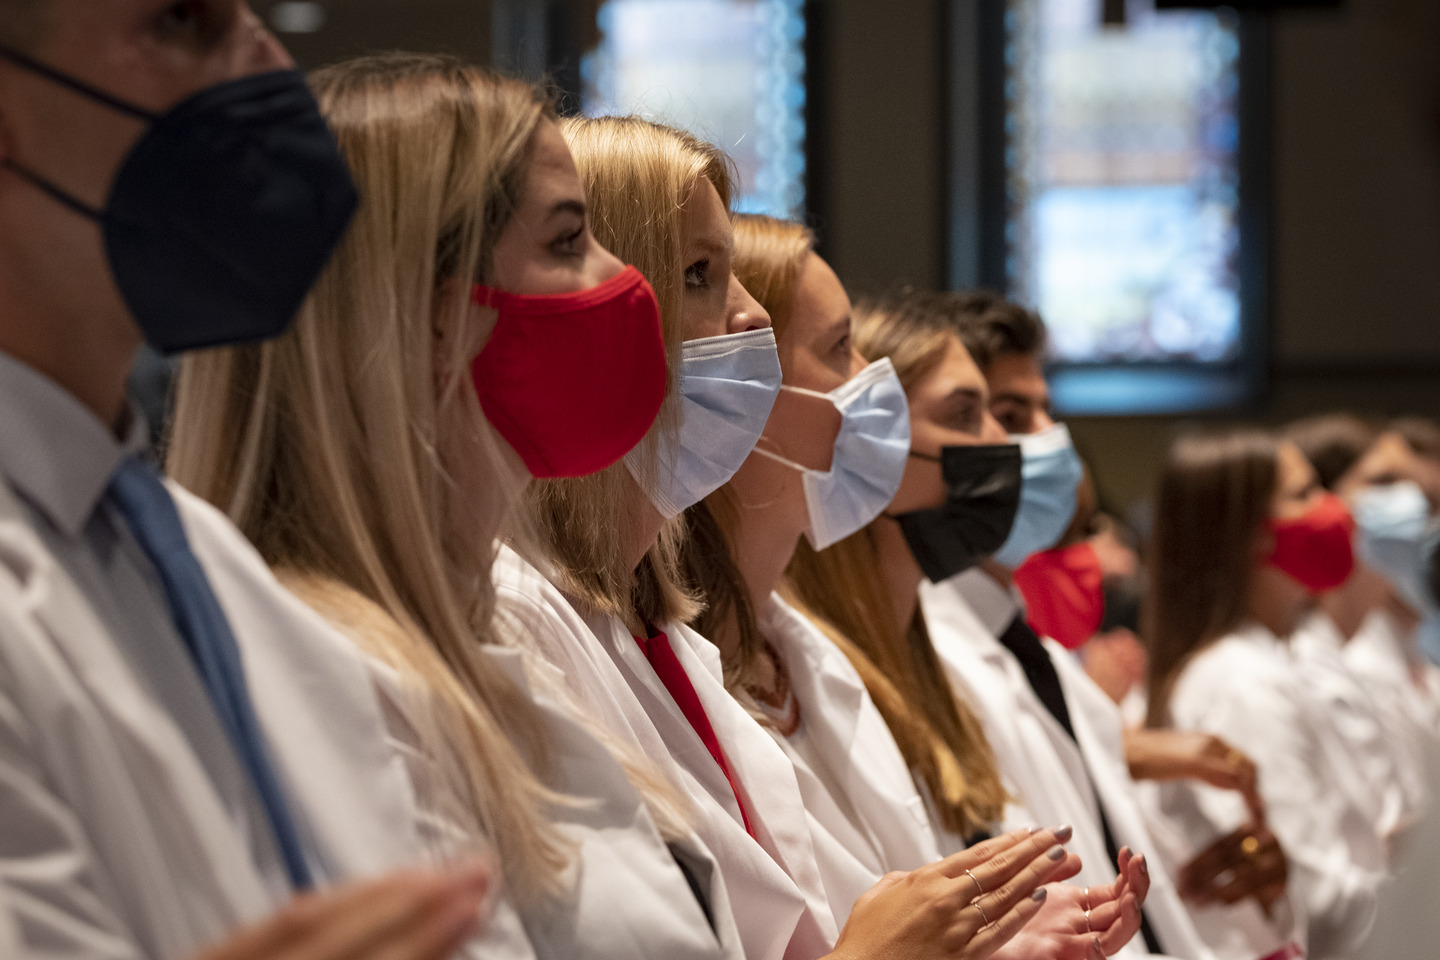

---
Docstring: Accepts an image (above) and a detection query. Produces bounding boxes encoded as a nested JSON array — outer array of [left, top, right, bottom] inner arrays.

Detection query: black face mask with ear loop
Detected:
[[0, 45, 358, 355], [889, 444, 1024, 583]]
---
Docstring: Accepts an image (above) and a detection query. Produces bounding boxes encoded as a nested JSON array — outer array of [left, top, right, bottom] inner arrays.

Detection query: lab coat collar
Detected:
[[0, 351, 149, 538], [947, 568, 1022, 638]]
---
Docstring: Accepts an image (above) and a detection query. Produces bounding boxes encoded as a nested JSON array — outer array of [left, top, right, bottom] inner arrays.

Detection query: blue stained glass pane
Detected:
[[583, 0, 807, 219], [1006, 0, 1244, 382]]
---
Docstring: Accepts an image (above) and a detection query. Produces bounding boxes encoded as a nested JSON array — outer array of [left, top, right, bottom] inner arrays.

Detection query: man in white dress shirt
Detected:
[[0, 3, 507, 959]]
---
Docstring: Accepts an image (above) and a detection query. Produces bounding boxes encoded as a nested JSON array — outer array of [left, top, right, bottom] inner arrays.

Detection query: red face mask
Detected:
[[1014, 541, 1105, 650], [1266, 492, 1356, 593], [471, 266, 666, 478]]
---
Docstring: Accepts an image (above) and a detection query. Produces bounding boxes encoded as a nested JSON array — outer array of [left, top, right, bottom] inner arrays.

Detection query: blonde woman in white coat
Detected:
[[1144, 429, 1387, 960], [696, 253, 1152, 960], [511, 118, 1085, 960], [170, 55, 742, 960]]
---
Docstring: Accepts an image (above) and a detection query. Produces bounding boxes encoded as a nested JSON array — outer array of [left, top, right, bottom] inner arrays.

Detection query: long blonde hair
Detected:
[[783, 292, 1009, 839], [523, 116, 735, 628], [167, 53, 571, 902]]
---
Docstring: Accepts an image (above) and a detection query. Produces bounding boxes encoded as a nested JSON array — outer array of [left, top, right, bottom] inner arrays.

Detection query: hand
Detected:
[[1178, 826, 1288, 914], [1124, 729, 1264, 823], [991, 846, 1150, 960], [828, 827, 1081, 960], [191, 862, 493, 960]]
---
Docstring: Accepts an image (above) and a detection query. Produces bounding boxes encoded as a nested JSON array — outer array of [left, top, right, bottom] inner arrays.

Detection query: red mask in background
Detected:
[[1014, 541, 1105, 650], [1266, 492, 1356, 593], [472, 266, 666, 478]]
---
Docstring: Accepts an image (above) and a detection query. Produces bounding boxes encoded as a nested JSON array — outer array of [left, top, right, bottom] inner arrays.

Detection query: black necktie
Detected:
[[997, 614, 1162, 954]]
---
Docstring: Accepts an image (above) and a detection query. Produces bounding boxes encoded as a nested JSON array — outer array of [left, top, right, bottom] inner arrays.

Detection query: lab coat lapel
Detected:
[[0, 484, 273, 954]]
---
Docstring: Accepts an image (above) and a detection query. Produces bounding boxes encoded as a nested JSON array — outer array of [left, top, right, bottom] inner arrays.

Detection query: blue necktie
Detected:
[[107, 456, 313, 890]]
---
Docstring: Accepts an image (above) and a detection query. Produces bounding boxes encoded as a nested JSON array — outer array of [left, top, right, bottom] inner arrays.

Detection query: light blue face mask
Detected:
[[751, 358, 912, 549], [627, 327, 783, 518], [992, 422, 1084, 569], [1353, 481, 1433, 613]]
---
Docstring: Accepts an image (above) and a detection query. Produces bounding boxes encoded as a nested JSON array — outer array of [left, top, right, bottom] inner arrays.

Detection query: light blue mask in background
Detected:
[[992, 422, 1085, 569]]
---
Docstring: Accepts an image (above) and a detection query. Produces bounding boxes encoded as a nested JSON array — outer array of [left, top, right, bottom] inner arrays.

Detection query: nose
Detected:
[[586, 234, 625, 287], [980, 410, 1009, 445], [727, 273, 771, 333], [1032, 405, 1056, 432], [240, 7, 296, 72]]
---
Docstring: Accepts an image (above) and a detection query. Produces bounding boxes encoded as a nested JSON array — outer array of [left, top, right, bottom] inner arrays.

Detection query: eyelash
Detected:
[[551, 228, 584, 258], [685, 259, 710, 290]]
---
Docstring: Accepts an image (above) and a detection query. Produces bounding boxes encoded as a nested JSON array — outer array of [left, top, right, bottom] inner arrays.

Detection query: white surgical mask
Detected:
[[1353, 481, 1432, 613], [628, 328, 783, 518], [992, 422, 1085, 569], [752, 358, 911, 549]]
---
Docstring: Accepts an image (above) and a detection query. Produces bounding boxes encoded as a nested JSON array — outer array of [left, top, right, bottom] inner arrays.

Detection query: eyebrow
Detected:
[[689, 233, 735, 259], [992, 390, 1049, 408], [942, 386, 986, 406], [546, 199, 587, 221]]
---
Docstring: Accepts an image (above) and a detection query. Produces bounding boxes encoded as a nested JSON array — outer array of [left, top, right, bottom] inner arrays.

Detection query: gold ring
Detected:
[[965, 868, 985, 900], [1226, 748, 1247, 767], [1085, 907, 1092, 934], [972, 899, 991, 926], [1241, 835, 1261, 858]]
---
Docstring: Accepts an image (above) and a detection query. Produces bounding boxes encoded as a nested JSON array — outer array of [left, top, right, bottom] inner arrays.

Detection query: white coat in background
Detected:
[[758, 593, 950, 914], [493, 546, 829, 960], [1344, 608, 1440, 749], [1291, 612, 1424, 838], [1161, 622, 1386, 960], [921, 570, 1216, 960], [0, 474, 537, 960]]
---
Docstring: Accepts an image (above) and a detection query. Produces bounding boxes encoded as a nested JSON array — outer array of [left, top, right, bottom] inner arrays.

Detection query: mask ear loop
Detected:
[[735, 437, 800, 511]]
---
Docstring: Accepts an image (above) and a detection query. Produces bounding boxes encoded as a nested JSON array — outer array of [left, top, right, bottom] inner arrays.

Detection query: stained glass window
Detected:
[[1004, 0, 1250, 412], [582, 0, 807, 218]]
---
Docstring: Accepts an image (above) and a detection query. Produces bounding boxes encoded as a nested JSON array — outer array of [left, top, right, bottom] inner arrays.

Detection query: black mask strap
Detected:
[[0, 45, 156, 220], [0, 45, 158, 121]]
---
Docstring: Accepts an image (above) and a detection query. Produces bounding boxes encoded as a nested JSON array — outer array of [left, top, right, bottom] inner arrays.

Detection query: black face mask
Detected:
[[890, 444, 1023, 583], [0, 46, 358, 355]]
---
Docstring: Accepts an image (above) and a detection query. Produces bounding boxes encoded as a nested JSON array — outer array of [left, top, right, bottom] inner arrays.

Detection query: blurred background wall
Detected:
[[250, 0, 1439, 515]]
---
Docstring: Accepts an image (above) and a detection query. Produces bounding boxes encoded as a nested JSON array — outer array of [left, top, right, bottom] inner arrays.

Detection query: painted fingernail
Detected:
[[1049, 846, 1066, 861], [1055, 824, 1073, 843], [1032, 888, 1048, 902]]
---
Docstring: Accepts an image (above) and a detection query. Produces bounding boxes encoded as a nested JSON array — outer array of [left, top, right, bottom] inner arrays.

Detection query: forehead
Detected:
[[789, 252, 848, 331], [986, 352, 1047, 396], [1275, 441, 1317, 489], [680, 178, 732, 250], [519, 121, 582, 203], [913, 334, 986, 404]]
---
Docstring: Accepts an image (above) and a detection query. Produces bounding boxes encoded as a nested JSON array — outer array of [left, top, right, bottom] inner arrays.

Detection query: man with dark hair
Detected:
[[938, 290, 1052, 435], [0, 4, 498, 959]]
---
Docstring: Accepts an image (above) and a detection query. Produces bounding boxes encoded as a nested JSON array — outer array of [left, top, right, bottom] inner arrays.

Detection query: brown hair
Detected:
[[523, 116, 734, 629], [784, 290, 1010, 838], [1283, 414, 1381, 491], [168, 53, 570, 902], [914, 288, 1048, 370], [1392, 416, 1440, 462], [682, 214, 815, 693], [1144, 429, 1279, 728]]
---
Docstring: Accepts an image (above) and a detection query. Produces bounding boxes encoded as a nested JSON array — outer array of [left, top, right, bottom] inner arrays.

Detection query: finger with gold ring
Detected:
[[965, 868, 985, 901], [1240, 835, 1261, 858], [972, 899, 991, 927], [1084, 907, 1092, 934]]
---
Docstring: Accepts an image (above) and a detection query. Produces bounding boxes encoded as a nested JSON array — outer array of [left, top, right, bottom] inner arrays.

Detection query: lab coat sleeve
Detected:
[[0, 604, 140, 960], [1194, 678, 1380, 956]]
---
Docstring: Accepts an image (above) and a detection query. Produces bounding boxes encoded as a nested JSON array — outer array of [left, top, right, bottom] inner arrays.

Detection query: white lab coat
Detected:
[[0, 477, 536, 960], [1162, 622, 1386, 960], [303, 568, 743, 960], [493, 546, 830, 960], [1291, 612, 1422, 837], [758, 593, 947, 916], [920, 570, 1215, 960]]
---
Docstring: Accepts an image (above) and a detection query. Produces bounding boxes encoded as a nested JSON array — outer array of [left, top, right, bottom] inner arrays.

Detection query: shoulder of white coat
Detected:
[[0, 483, 56, 621], [1169, 626, 1298, 726], [667, 620, 726, 684], [918, 578, 1002, 658]]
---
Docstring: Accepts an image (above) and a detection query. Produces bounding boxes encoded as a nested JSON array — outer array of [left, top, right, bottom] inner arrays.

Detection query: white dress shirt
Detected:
[[0, 352, 534, 959], [1162, 622, 1385, 960], [921, 569, 1214, 960], [493, 546, 827, 960]]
